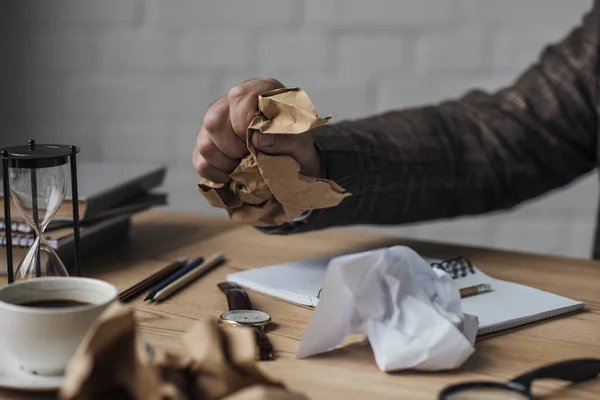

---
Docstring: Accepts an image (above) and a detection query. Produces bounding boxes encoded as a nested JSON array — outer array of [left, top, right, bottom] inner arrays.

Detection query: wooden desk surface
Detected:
[[2, 211, 600, 399]]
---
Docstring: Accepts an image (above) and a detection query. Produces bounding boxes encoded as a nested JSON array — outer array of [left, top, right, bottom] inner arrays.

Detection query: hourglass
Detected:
[[0, 140, 82, 283]]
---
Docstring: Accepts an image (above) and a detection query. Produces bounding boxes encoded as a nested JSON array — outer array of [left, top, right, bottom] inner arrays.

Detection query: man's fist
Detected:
[[193, 78, 322, 183]]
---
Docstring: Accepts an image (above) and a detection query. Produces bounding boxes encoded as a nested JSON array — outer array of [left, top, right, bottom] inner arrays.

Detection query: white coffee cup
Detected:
[[0, 277, 118, 376]]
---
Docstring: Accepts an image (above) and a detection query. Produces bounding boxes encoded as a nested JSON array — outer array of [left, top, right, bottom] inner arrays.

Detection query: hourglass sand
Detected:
[[1, 140, 82, 283]]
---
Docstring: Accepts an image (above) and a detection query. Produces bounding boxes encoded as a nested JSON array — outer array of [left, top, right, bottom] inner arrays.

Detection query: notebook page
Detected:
[[227, 256, 329, 307], [435, 264, 584, 334]]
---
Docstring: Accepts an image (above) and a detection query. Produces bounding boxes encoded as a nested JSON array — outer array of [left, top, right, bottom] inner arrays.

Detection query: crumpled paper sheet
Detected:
[[198, 87, 350, 227], [58, 303, 307, 400], [296, 246, 479, 372]]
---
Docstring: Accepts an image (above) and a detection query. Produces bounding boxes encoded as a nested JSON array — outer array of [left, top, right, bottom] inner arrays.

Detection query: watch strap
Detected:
[[217, 282, 253, 310], [254, 328, 274, 361]]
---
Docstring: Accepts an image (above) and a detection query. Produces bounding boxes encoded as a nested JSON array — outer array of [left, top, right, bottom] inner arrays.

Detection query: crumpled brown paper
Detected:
[[198, 87, 350, 227], [58, 303, 307, 400]]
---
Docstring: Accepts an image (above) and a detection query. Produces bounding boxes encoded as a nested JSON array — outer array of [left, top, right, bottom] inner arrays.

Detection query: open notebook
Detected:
[[227, 252, 585, 337]]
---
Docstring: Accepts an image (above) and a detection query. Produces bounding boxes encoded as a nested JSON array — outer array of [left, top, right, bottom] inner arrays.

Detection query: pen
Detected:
[[153, 253, 226, 303], [118, 257, 187, 303], [144, 256, 205, 301], [460, 283, 492, 298]]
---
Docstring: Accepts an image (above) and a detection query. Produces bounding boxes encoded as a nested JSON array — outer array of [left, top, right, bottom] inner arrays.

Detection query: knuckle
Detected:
[[229, 78, 281, 101], [264, 77, 283, 87], [229, 109, 252, 134], [230, 118, 251, 139], [197, 138, 215, 158], [193, 160, 203, 176], [203, 97, 228, 132], [203, 110, 221, 133], [228, 83, 249, 101], [195, 159, 211, 176], [192, 151, 203, 171]]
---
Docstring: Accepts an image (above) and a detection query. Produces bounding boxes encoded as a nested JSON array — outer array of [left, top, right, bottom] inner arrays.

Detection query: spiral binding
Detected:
[[315, 255, 475, 300], [430, 256, 475, 279]]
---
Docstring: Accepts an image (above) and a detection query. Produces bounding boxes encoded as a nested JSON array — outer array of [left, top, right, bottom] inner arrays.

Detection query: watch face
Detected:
[[220, 310, 271, 326]]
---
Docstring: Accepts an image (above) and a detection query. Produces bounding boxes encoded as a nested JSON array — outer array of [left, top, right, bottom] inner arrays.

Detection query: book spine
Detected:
[[0, 221, 33, 233], [83, 167, 166, 219], [0, 234, 58, 248]]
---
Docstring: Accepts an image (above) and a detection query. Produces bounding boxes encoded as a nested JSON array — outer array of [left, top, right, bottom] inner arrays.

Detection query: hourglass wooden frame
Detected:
[[0, 140, 82, 284]]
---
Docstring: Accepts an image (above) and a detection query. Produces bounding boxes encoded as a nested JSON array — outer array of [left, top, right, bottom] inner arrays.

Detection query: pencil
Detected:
[[460, 283, 492, 298], [118, 257, 187, 303], [143, 256, 205, 301], [153, 253, 226, 303]]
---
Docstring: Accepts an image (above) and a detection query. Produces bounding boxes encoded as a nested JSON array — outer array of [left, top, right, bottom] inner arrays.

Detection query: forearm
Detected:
[[313, 91, 596, 229]]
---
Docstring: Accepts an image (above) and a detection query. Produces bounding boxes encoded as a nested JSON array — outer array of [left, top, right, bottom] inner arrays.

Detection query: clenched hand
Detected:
[[193, 78, 322, 183]]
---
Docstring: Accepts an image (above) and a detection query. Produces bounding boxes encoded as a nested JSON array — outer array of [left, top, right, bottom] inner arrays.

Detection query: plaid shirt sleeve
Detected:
[[259, 1, 600, 236]]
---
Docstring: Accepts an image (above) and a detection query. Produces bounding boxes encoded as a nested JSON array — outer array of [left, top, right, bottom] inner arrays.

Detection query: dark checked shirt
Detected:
[[260, 1, 600, 259]]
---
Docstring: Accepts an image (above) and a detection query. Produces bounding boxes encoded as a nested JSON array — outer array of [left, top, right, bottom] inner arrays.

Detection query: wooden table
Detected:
[[2, 211, 600, 399]]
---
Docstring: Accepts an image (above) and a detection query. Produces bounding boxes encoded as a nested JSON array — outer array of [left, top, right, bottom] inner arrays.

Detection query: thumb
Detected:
[[252, 131, 321, 178], [251, 132, 297, 155]]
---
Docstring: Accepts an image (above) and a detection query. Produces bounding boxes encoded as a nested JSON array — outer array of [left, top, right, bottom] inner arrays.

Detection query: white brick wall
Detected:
[[376, 72, 514, 111], [491, 28, 571, 72], [457, 0, 592, 27], [98, 31, 178, 71], [0, 0, 597, 259], [415, 28, 487, 73], [305, 0, 454, 27], [145, 0, 297, 28], [257, 32, 333, 72], [179, 32, 251, 69], [337, 35, 406, 78]]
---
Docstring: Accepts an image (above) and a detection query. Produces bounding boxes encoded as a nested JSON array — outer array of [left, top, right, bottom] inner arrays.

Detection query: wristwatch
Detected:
[[217, 282, 274, 361]]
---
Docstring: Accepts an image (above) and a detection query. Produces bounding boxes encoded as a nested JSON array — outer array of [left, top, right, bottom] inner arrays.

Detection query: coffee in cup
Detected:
[[0, 277, 118, 376]]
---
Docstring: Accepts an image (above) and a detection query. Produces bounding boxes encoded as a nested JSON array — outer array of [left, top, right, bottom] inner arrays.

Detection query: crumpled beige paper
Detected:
[[58, 303, 307, 400], [198, 87, 350, 227]]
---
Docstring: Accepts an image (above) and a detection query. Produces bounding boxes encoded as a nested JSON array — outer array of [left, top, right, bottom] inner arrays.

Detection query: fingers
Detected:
[[196, 126, 240, 172], [194, 77, 289, 183], [203, 96, 247, 160], [196, 94, 246, 184], [192, 146, 232, 184], [228, 78, 284, 141], [194, 125, 240, 183]]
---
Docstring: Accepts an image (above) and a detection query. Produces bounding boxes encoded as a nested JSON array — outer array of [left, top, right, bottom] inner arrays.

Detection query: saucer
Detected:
[[0, 341, 155, 392], [0, 349, 63, 391]]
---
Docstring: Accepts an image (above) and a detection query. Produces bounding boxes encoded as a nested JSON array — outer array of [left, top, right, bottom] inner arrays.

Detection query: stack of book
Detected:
[[0, 161, 168, 276]]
